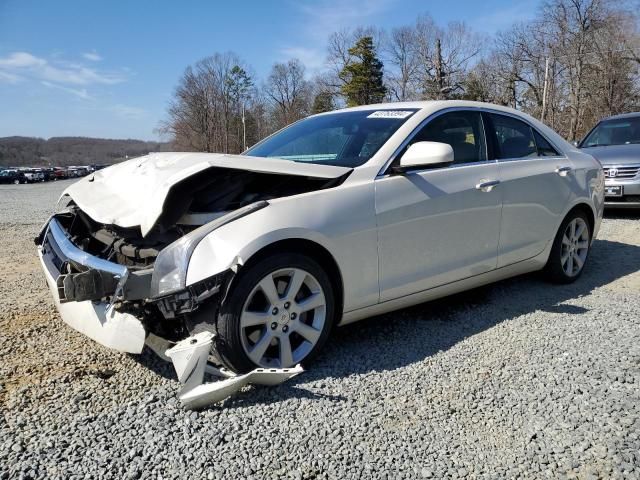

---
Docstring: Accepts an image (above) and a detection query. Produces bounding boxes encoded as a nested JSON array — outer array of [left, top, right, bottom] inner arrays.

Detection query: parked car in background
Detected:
[[41, 168, 56, 181], [66, 166, 91, 178], [0, 169, 28, 184], [36, 101, 603, 377], [21, 168, 45, 183], [579, 112, 640, 208], [52, 167, 68, 180]]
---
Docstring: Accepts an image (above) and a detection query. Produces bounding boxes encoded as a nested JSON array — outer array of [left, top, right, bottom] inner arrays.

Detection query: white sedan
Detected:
[[36, 101, 604, 386]]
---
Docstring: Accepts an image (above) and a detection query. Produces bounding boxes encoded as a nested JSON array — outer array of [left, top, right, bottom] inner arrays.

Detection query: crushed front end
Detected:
[[34, 208, 232, 353], [34, 202, 301, 408], [32, 156, 350, 407]]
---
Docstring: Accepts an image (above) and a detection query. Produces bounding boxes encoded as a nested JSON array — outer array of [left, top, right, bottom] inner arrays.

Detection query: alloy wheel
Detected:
[[561, 217, 589, 277], [239, 268, 326, 368]]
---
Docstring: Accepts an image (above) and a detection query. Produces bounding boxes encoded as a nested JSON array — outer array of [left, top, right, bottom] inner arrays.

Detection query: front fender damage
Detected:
[[145, 270, 304, 409]]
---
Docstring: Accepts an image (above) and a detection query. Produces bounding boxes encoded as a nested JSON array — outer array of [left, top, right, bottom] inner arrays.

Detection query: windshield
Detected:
[[245, 109, 418, 167], [581, 116, 640, 147]]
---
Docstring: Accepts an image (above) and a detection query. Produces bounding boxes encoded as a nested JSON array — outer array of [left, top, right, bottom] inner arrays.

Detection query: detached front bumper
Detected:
[[36, 217, 147, 353]]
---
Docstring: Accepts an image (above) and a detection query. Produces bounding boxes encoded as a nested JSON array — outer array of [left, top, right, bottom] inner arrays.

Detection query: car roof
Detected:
[[600, 111, 640, 121], [316, 100, 540, 123]]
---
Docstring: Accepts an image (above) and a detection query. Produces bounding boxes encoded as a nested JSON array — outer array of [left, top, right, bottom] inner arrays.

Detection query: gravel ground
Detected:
[[1, 180, 639, 479]]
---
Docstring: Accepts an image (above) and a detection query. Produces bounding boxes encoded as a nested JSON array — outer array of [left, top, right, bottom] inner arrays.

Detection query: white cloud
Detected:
[[280, 0, 397, 75], [0, 70, 21, 83], [0, 51, 125, 86], [83, 51, 102, 62], [109, 104, 145, 119], [295, 0, 396, 39], [41, 81, 91, 100], [279, 46, 326, 72]]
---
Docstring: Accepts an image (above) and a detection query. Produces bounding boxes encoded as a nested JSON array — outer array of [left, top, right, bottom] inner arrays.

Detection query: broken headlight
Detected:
[[150, 201, 268, 298]]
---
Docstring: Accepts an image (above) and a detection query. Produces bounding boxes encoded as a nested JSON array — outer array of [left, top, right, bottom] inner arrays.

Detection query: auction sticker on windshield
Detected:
[[367, 110, 414, 119]]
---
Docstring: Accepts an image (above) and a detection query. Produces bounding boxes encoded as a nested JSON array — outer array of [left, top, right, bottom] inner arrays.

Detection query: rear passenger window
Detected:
[[410, 110, 487, 165], [533, 130, 559, 156], [488, 113, 537, 159]]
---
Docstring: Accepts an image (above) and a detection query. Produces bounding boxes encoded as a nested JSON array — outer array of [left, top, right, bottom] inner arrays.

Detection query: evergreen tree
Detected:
[[312, 90, 335, 113], [339, 36, 386, 106]]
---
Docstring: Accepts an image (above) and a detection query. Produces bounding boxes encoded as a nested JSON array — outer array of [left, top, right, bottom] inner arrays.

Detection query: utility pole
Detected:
[[435, 38, 444, 99], [541, 56, 550, 123], [241, 102, 247, 152]]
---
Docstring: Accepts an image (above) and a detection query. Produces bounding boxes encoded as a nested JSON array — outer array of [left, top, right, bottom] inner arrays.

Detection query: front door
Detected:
[[375, 110, 503, 302]]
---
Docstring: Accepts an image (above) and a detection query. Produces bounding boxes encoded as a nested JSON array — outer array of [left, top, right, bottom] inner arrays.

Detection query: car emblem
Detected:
[[608, 168, 618, 178]]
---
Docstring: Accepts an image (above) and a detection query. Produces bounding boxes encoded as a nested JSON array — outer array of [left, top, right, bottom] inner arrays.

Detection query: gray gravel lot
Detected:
[[1, 180, 639, 479]]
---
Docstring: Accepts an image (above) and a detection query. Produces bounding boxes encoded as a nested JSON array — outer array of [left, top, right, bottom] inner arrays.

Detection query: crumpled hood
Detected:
[[581, 144, 640, 166], [62, 152, 351, 236]]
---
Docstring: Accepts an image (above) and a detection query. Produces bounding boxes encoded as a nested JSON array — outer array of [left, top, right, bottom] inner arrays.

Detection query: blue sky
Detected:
[[0, 0, 538, 140]]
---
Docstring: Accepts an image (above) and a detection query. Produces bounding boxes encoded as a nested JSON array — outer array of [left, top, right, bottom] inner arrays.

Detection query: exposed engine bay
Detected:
[[59, 166, 345, 265]]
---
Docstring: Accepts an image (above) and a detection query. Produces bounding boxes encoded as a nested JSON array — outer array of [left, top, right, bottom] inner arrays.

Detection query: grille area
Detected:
[[603, 165, 640, 179]]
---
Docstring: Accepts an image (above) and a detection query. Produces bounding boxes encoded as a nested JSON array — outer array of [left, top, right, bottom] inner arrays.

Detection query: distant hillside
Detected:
[[0, 136, 171, 167]]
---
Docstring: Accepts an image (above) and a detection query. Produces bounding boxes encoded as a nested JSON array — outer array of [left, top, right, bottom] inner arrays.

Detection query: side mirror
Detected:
[[394, 141, 454, 173], [571, 140, 579, 148]]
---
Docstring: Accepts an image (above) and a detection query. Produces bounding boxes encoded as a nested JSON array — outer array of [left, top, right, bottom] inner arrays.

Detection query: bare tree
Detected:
[[264, 59, 312, 129], [490, 0, 640, 139], [410, 15, 484, 99], [384, 26, 420, 101]]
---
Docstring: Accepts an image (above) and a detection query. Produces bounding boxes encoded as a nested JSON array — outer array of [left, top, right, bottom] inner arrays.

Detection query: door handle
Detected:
[[555, 166, 572, 176], [475, 180, 500, 192]]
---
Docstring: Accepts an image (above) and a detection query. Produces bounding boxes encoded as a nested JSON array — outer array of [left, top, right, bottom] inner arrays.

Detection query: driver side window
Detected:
[[409, 110, 487, 165]]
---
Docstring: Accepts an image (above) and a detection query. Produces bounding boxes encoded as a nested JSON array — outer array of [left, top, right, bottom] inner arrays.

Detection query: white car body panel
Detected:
[[496, 156, 574, 267], [375, 161, 502, 301], [183, 101, 603, 322], [187, 180, 381, 313], [40, 100, 604, 346]]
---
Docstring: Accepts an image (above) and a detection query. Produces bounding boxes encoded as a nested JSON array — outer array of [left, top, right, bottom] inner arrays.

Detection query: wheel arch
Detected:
[[238, 238, 345, 322], [566, 202, 595, 239]]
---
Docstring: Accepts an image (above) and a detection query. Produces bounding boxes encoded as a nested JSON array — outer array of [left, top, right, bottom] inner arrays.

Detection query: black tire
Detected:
[[213, 252, 336, 373], [544, 210, 591, 284]]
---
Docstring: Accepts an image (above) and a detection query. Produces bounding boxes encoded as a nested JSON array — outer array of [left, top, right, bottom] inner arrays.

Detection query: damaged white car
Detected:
[[36, 101, 604, 408]]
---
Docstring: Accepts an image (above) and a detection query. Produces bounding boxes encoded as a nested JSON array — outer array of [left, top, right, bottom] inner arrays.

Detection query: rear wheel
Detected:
[[544, 210, 591, 283], [215, 253, 335, 373]]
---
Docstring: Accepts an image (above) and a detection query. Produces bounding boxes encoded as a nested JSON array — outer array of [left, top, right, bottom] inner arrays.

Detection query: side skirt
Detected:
[[339, 252, 548, 326]]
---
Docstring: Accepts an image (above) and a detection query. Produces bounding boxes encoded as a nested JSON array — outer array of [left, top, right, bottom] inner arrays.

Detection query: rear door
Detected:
[[484, 112, 573, 267]]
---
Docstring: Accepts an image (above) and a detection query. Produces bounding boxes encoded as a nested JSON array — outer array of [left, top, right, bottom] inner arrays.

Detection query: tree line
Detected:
[[0, 136, 169, 167], [160, 0, 640, 154]]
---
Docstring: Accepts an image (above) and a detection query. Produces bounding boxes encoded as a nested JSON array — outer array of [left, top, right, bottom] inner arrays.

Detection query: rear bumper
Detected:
[[36, 217, 146, 353]]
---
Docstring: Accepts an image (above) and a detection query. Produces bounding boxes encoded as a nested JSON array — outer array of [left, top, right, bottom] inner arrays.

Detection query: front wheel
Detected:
[[544, 211, 591, 283], [214, 253, 335, 373]]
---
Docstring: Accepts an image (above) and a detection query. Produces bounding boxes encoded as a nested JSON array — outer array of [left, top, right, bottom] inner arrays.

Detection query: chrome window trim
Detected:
[[496, 155, 567, 164], [378, 106, 567, 177], [484, 110, 567, 163]]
